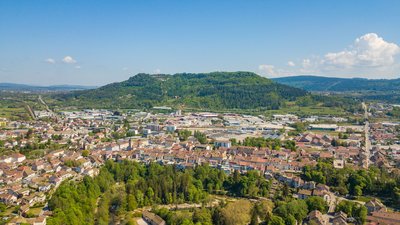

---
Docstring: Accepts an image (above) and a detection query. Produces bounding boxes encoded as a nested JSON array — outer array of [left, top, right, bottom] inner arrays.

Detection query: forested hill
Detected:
[[54, 72, 308, 110], [273, 75, 400, 92]]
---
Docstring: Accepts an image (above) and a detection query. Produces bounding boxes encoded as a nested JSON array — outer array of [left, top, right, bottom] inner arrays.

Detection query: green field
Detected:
[[0, 106, 30, 121], [0, 93, 49, 121]]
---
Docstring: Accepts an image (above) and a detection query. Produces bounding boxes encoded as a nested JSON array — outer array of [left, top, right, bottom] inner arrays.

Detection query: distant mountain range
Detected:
[[54, 72, 308, 109], [0, 83, 96, 92], [273, 75, 400, 92]]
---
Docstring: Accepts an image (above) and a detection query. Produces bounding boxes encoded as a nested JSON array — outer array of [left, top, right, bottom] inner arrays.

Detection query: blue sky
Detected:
[[1, 0, 400, 85]]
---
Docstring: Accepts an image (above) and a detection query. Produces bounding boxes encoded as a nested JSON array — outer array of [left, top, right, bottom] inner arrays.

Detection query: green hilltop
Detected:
[[54, 71, 308, 110]]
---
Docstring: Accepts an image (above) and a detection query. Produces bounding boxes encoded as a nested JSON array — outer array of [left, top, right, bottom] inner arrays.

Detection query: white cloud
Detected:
[[122, 67, 129, 71], [75, 65, 81, 69], [264, 33, 400, 78], [153, 68, 161, 74], [258, 64, 277, 76], [322, 33, 400, 68], [45, 58, 56, 64], [62, 56, 77, 64], [302, 59, 312, 69], [258, 64, 296, 77]]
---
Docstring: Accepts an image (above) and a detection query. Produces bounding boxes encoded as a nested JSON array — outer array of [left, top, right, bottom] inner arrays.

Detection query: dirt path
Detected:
[[94, 196, 101, 214], [131, 196, 225, 214]]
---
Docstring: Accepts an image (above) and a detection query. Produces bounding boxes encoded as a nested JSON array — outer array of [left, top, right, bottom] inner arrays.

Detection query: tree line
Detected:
[[303, 160, 400, 209], [47, 160, 271, 225]]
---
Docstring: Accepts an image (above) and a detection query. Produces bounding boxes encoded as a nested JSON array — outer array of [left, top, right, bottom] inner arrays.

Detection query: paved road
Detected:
[[361, 102, 370, 169], [38, 95, 50, 111], [327, 194, 366, 213], [38, 95, 60, 119], [25, 103, 36, 120], [39, 95, 53, 113], [362, 102, 368, 119]]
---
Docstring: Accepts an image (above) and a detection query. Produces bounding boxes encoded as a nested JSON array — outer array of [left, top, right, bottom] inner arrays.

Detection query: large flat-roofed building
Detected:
[[309, 124, 338, 131], [214, 140, 231, 148]]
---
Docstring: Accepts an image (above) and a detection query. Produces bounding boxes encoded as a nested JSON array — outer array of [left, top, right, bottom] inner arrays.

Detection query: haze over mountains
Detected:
[[5, 74, 400, 94], [273, 75, 400, 92], [4, 73, 400, 93], [0, 83, 96, 92]]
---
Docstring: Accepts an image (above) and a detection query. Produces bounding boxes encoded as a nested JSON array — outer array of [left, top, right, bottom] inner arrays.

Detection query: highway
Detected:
[[38, 95, 51, 113], [38, 95, 59, 119]]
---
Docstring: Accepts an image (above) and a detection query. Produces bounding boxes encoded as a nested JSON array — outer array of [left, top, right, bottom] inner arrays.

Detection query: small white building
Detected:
[[142, 129, 152, 135]]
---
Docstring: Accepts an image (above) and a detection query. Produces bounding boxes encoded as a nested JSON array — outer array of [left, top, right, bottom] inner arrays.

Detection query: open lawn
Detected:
[[27, 207, 42, 217], [355, 196, 373, 203], [0, 107, 30, 121]]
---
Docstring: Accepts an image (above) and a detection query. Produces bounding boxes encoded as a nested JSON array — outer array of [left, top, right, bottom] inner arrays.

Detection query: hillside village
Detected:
[[0, 106, 400, 225]]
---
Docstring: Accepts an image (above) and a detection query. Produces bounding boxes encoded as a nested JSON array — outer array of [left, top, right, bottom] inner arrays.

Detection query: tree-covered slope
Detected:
[[273, 75, 400, 92], [54, 72, 307, 109]]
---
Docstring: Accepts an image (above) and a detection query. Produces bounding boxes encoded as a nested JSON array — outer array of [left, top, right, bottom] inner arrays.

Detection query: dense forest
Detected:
[[53, 72, 308, 110], [230, 137, 297, 151], [46, 160, 374, 225], [47, 160, 270, 225]]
